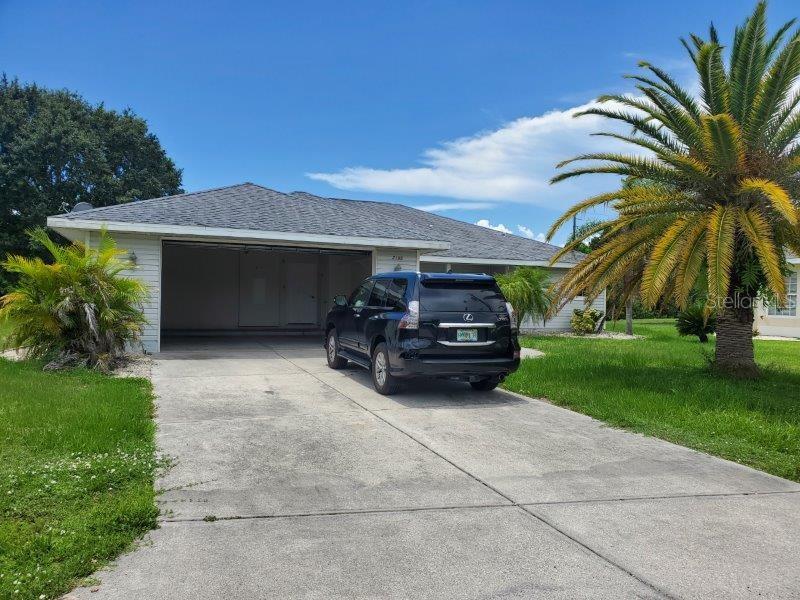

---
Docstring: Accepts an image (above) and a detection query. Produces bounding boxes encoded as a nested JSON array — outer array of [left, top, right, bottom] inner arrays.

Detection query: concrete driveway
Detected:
[[72, 337, 800, 599]]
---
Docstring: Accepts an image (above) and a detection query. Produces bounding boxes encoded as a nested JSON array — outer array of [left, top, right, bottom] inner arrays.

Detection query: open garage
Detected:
[[160, 241, 371, 336]]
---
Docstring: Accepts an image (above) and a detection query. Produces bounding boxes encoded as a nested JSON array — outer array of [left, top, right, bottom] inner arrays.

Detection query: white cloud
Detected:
[[307, 99, 640, 209], [476, 219, 512, 234], [415, 201, 495, 212], [517, 225, 547, 242]]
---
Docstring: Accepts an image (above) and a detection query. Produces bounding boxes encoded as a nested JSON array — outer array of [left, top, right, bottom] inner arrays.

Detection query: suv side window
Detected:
[[349, 280, 374, 308], [369, 278, 390, 307], [384, 278, 408, 310]]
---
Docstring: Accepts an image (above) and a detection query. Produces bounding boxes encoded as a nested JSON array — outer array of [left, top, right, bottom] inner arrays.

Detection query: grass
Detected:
[[0, 358, 159, 600], [504, 319, 800, 482]]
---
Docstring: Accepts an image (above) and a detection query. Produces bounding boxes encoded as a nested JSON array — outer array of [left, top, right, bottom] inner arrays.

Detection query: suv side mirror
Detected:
[[333, 295, 348, 307]]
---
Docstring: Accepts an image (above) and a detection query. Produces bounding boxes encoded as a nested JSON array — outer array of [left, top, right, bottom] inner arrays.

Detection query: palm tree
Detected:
[[0, 228, 147, 371], [547, 2, 800, 377], [496, 266, 553, 329]]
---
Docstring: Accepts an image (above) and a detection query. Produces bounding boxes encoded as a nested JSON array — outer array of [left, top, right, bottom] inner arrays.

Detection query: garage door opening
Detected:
[[160, 241, 371, 336]]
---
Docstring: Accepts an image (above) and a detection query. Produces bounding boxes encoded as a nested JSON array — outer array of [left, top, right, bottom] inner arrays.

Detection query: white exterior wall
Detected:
[[521, 292, 606, 331], [753, 263, 799, 338], [88, 232, 162, 353], [373, 248, 419, 273]]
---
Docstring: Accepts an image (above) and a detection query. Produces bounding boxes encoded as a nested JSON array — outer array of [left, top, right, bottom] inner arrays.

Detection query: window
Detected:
[[383, 278, 408, 310], [349, 281, 373, 308], [368, 279, 389, 307], [419, 279, 506, 312], [768, 271, 798, 316]]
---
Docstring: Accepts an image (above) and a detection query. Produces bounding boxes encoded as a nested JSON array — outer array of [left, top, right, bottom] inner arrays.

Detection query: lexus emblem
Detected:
[[463, 313, 474, 322]]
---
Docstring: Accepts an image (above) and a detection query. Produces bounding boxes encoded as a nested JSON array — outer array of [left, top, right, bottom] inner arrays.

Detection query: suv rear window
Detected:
[[419, 279, 506, 312]]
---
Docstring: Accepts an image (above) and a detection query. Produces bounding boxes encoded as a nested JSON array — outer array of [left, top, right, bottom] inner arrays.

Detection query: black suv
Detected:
[[324, 272, 520, 394]]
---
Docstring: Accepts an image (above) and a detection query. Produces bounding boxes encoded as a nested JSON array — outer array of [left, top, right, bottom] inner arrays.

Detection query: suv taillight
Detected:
[[505, 302, 517, 330], [399, 300, 419, 330]]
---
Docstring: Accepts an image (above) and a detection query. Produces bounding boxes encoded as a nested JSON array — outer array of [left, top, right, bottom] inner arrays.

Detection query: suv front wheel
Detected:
[[326, 329, 348, 369], [371, 342, 399, 395]]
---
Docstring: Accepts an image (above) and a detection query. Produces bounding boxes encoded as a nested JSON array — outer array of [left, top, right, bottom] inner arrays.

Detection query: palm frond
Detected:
[[553, 220, 666, 305], [673, 216, 709, 308], [573, 106, 683, 152], [706, 204, 736, 301], [765, 17, 797, 61], [589, 132, 671, 155], [551, 159, 695, 187], [637, 86, 702, 148], [701, 114, 745, 173], [696, 42, 730, 115], [769, 96, 800, 152], [738, 178, 797, 224], [641, 217, 695, 306], [628, 61, 702, 121], [738, 207, 787, 298], [748, 34, 800, 142], [545, 190, 625, 240], [547, 218, 618, 264], [730, 1, 768, 124]]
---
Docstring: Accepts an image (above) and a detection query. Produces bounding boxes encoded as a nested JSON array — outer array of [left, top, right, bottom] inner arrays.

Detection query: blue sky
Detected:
[[1, 0, 797, 243]]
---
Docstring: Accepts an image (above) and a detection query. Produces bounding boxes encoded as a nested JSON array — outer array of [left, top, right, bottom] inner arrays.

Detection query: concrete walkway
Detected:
[[70, 337, 800, 599]]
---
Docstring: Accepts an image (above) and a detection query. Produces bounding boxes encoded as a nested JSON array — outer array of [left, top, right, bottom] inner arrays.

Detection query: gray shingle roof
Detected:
[[55, 183, 582, 264]]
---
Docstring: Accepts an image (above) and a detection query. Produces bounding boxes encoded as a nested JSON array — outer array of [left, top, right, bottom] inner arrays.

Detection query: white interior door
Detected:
[[238, 252, 280, 326], [283, 256, 318, 325]]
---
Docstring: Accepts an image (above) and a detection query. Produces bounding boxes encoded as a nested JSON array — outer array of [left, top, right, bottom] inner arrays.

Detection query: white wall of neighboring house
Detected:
[[754, 263, 800, 338]]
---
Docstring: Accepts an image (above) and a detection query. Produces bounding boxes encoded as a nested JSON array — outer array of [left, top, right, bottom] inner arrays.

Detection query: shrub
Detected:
[[495, 266, 553, 329], [0, 228, 147, 371], [676, 303, 716, 343], [571, 307, 602, 335]]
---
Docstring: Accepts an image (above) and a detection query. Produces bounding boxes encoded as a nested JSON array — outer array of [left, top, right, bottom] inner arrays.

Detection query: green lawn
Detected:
[[0, 359, 159, 600], [504, 319, 800, 482]]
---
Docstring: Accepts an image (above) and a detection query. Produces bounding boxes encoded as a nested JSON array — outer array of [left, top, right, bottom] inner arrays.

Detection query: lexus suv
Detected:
[[324, 272, 521, 395]]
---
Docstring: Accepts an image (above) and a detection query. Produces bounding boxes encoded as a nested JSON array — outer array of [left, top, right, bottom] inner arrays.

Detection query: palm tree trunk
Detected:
[[714, 295, 758, 377], [625, 297, 633, 336]]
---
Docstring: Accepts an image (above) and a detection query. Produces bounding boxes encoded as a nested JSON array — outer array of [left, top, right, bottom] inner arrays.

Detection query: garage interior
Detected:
[[161, 241, 371, 336]]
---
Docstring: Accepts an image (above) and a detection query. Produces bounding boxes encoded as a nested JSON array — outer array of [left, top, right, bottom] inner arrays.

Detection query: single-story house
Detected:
[[47, 183, 600, 352], [754, 251, 799, 338]]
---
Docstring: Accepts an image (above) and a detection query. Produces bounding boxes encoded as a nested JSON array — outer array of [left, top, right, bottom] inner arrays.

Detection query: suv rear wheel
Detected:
[[470, 377, 500, 392], [326, 330, 348, 369], [371, 342, 399, 395]]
